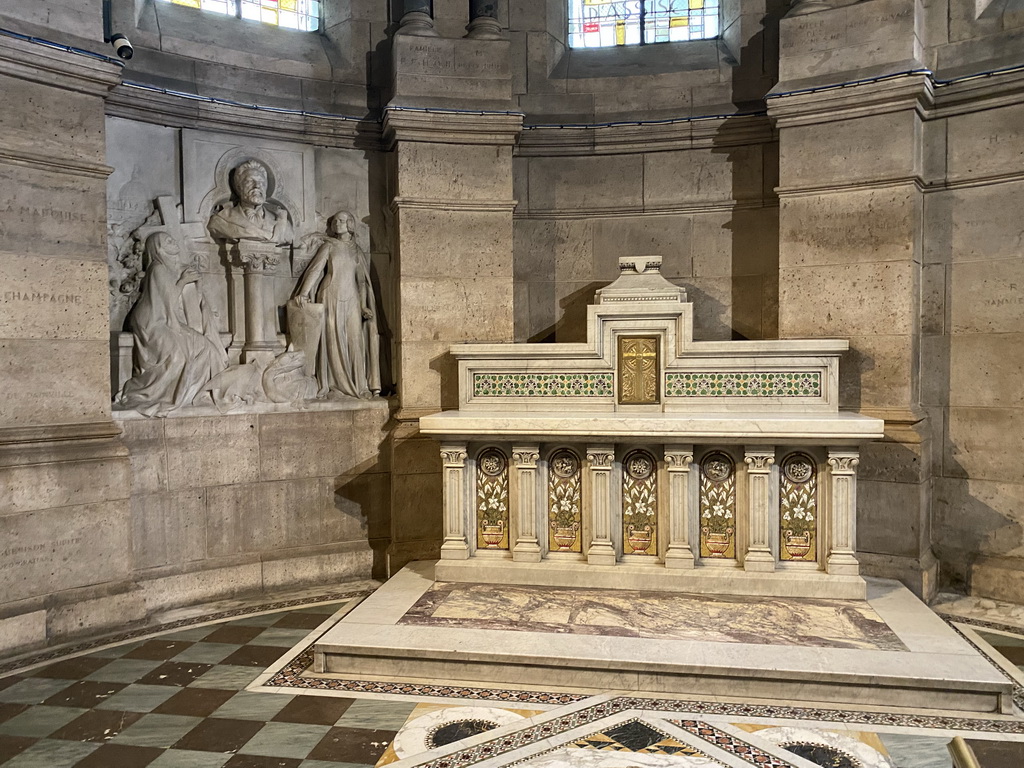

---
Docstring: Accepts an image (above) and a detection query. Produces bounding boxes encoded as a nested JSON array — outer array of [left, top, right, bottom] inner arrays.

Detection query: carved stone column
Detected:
[[439, 444, 470, 560], [586, 445, 616, 566], [827, 449, 861, 576], [512, 445, 542, 562], [744, 447, 776, 572], [398, 0, 437, 35], [235, 241, 285, 365], [664, 445, 695, 569], [467, 0, 502, 38]]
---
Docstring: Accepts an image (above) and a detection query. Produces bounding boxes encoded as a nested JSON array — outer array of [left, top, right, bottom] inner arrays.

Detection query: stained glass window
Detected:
[[568, 0, 719, 48], [164, 0, 321, 31]]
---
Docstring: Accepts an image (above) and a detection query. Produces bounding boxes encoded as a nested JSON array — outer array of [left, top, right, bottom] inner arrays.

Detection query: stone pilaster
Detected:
[[512, 445, 542, 561], [385, 33, 519, 570], [235, 242, 286, 364], [0, 35, 134, 654], [744, 448, 776, 572], [770, 3, 935, 595], [586, 446, 616, 566], [663, 445, 695, 569], [827, 449, 861, 576], [439, 444, 470, 559]]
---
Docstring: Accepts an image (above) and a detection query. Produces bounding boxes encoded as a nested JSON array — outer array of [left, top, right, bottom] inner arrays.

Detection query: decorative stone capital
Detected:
[[440, 445, 468, 467], [511, 446, 540, 467], [237, 245, 281, 274], [744, 449, 776, 473], [664, 445, 694, 471], [828, 452, 860, 474], [586, 449, 614, 469]]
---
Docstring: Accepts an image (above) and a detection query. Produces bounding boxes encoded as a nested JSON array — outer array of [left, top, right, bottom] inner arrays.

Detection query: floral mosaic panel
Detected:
[[699, 452, 736, 560], [548, 449, 583, 554], [473, 373, 614, 398], [780, 453, 817, 562], [476, 448, 510, 551], [622, 450, 658, 556], [664, 371, 822, 398]]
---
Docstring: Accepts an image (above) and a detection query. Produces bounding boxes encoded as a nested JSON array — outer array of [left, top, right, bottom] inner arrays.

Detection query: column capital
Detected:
[[440, 444, 469, 467], [827, 450, 860, 474], [744, 447, 776, 473], [511, 445, 540, 467], [664, 445, 694, 470], [586, 445, 615, 469]]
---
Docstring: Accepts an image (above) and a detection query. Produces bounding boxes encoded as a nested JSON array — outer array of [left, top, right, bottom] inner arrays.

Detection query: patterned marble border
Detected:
[[472, 373, 614, 398], [670, 721, 793, 768], [664, 372, 822, 398], [0, 587, 372, 678]]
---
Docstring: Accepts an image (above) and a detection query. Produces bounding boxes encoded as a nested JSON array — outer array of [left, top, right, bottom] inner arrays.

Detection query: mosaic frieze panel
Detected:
[[473, 373, 614, 398], [664, 371, 822, 398], [617, 336, 660, 405], [622, 450, 658, 556], [476, 448, 510, 551], [780, 453, 818, 563], [699, 452, 736, 560], [547, 449, 583, 554]]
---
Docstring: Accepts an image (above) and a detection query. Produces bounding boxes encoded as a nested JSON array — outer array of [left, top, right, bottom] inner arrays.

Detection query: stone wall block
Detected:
[[0, 75, 106, 166], [258, 411, 354, 482], [163, 415, 260, 490], [949, 258, 1024, 334], [261, 547, 373, 591], [398, 209, 514, 280], [0, 256, 109, 342], [119, 418, 169, 497], [527, 155, 643, 212], [947, 333, 1024, 408], [0, 502, 132, 605], [206, 478, 324, 557], [856, 479, 927, 559], [779, 262, 916, 337], [0, 456, 130, 517], [391, 471, 444, 544], [644, 146, 764, 208], [400, 278, 514, 343], [132, 490, 207, 571], [513, 219, 559, 283], [0, 611, 46, 657], [945, 407, 1024, 484], [329, 472, 392, 544], [593, 216, 692, 281], [397, 144, 513, 201], [139, 563, 264, 613], [397, 340, 459, 411], [779, 187, 918, 268], [838, 333, 915, 411], [0, 339, 112, 427], [947, 105, 1024, 182], [934, 478, 1024, 580], [0, 165, 106, 259]]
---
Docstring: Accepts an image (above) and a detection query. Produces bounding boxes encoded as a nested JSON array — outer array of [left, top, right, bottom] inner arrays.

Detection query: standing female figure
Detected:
[[294, 211, 380, 399]]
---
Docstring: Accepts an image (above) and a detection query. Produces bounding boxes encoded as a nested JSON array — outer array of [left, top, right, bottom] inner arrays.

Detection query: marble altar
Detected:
[[419, 255, 884, 599]]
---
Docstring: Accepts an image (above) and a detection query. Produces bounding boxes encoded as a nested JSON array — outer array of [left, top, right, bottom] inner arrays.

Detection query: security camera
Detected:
[[110, 33, 133, 60]]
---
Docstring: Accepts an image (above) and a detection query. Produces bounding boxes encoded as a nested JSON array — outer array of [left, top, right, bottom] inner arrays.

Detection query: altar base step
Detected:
[[314, 561, 1012, 715], [434, 558, 867, 600]]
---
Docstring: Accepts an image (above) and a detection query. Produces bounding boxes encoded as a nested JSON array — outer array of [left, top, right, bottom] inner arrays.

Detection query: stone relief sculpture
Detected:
[[110, 151, 383, 416], [292, 211, 381, 400], [116, 232, 228, 417]]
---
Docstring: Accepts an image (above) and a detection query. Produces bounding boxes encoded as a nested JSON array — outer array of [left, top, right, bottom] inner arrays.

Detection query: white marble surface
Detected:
[[316, 564, 1011, 713], [419, 410, 885, 441], [753, 726, 893, 768], [392, 706, 528, 758]]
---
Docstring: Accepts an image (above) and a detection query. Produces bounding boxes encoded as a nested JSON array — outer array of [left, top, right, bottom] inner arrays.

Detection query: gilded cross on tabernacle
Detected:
[[617, 336, 660, 405]]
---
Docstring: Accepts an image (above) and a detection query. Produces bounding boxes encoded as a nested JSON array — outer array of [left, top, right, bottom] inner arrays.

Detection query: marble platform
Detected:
[[314, 561, 1013, 715]]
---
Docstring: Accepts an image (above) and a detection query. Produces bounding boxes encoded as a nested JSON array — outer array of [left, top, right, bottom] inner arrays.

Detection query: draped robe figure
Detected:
[[293, 212, 380, 399], [117, 232, 228, 417]]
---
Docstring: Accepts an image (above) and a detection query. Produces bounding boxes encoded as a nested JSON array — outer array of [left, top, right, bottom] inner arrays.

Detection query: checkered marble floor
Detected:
[[0, 600, 417, 767]]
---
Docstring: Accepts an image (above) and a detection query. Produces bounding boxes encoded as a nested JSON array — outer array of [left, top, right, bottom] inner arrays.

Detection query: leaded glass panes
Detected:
[[164, 0, 320, 31], [568, 0, 718, 48]]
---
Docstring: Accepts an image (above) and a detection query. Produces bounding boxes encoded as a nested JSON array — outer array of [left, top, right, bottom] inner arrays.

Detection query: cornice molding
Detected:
[[383, 107, 523, 147], [0, 34, 122, 96]]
